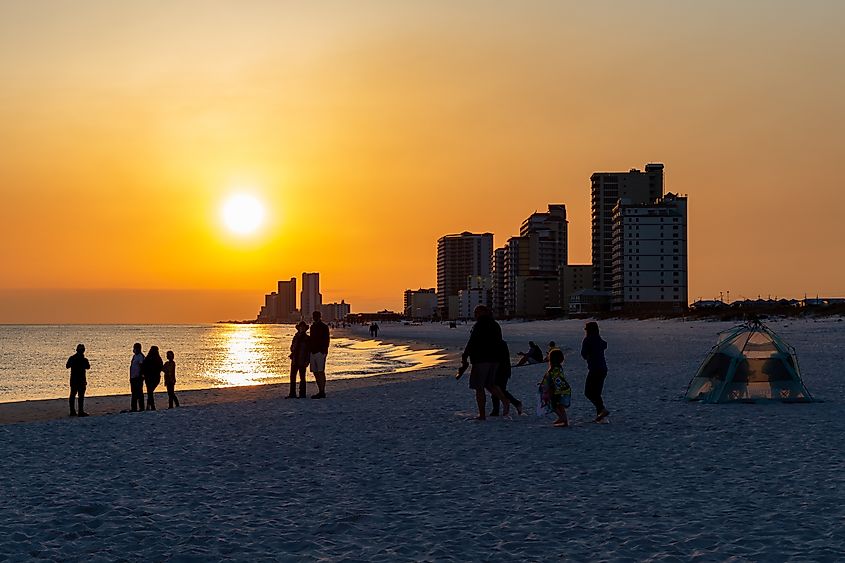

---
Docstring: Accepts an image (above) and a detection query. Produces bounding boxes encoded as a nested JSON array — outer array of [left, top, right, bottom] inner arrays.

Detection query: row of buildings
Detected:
[[409, 163, 688, 319], [255, 272, 351, 323]]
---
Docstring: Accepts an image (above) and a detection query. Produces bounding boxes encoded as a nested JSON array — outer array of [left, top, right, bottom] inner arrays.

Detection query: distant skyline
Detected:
[[2, 1, 844, 322]]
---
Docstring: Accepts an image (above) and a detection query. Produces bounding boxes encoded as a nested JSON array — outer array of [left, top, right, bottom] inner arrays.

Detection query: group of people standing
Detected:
[[460, 305, 610, 426], [64, 341, 180, 416], [129, 343, 179, 411], [287, 310, 331, 399]]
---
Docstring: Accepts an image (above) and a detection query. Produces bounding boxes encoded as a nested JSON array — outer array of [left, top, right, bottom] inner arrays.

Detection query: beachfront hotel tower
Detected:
[[498, 205, 568, 318], [591, 164, 664, 292], [276, 278, 297, 321], [404, 288, 438, 320], [436, 232, 493, 320], [611, 193, 688, 311], [301, 272, 322, 319]]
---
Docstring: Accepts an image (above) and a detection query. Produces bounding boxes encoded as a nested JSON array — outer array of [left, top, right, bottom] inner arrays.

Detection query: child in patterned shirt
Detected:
[[538, 348, 571, 427]]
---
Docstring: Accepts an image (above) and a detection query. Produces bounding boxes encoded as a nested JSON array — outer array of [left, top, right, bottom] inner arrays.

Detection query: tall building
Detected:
[[520, 204, 568, 275], [591, 164, 664, 292], [256, 292, 279, 323], [276, 278, 297, 321], [321, 300, 351, 322], [458, 276, 492, 320], [500, 205, 569, 318], [300, 272, 322, 319], [503, 236, 529, 317], [490, 247, 506, 319], [404, 288, 437, 319], [436, 232, 493, 319], [611, 192, 688, 310]]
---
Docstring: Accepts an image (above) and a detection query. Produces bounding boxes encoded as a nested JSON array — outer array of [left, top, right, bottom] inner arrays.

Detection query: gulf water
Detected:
[[0, 324, 444, 403]]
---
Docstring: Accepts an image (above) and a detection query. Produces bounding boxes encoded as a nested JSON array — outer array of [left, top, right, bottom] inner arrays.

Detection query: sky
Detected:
[[1, 0, 843, 323]]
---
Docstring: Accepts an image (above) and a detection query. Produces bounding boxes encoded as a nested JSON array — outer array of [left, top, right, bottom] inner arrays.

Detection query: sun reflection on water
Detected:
[[204, 324, 278, 386]]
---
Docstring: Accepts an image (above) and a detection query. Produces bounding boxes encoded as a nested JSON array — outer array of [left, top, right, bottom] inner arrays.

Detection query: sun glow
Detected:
[[221, 194, 266, 235]]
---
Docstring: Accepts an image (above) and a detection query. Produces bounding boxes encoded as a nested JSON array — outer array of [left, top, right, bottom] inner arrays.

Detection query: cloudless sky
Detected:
[[1, 0, 843, 322]]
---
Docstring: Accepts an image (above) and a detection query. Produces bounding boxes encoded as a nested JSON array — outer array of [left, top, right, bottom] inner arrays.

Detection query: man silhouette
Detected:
[[309, 310, 330, 399], [66, 344, 90, 417]]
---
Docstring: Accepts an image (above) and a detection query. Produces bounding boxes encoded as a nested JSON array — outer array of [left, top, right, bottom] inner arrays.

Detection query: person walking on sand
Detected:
[[66, 343, 91, 417], [490, 339, 522, 417], [142, 346, 164, 411], [581, 321, 610, 422], [459, 305, 511, 420], [163, 350, 179, 408], [538, 348, 571, 427], [130, 342, 145, 412], [309, 310, 330, 399], [288, 321, 310, 398]]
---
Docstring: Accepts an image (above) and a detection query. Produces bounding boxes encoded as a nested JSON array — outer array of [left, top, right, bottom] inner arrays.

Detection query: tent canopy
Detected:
[[685, 321, 814, 403]]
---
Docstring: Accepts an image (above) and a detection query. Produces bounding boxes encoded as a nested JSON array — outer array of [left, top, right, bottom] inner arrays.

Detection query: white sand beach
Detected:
[[1, 318, 843, 560]]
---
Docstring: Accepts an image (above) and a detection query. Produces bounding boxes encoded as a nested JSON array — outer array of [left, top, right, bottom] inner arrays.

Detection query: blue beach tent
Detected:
[[685, 320, 814, 403]]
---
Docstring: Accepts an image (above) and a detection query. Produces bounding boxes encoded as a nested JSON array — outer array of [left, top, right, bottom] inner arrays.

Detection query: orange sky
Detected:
[[1, 1, 844, 322]]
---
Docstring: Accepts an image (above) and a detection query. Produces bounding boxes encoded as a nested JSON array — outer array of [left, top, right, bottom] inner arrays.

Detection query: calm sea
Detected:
[[0, 324, 444, 403]]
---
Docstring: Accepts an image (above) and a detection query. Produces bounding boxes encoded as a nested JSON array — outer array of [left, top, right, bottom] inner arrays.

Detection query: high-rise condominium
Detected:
[[611, 193, 688, 310], [436, 232, 493, 319], [300, 272, 322, 319], [591, 164, 664, 292], [276, 278, 297, 321]]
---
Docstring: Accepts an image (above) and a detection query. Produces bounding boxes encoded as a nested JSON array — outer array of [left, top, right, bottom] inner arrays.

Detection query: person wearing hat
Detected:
[[66, 343, 91, 417], [288, 320, 311, 398]]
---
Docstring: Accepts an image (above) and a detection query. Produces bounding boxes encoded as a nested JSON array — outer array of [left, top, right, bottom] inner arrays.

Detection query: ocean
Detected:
[[0, 324, 444, 403]]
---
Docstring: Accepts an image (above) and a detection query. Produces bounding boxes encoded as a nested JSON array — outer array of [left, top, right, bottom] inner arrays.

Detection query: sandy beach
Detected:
[[1, 318, 843, 560]]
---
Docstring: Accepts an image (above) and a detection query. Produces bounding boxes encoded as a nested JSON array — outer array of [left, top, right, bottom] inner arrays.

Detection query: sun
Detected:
[[221, 194, 266, 235]]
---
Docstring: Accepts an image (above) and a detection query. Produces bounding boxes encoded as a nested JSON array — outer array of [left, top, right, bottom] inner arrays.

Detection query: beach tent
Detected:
[[685, 321, 814, 403]]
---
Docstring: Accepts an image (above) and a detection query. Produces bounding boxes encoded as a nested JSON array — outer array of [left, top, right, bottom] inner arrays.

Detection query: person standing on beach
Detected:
[[581, 321, 610, 422], [309, 311, 330, 399], [130, 343, 145, 412], [66, 343, 90, 417], [142, 346, 164, 411], [163, 350, 179, 408], [460, 305, 511, 420], [288, 321, 310, 398], [490, 339, 522, 417]]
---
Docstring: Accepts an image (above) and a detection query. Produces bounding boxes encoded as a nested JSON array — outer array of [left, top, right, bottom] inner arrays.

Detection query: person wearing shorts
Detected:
[[308, 310, 330, 399]]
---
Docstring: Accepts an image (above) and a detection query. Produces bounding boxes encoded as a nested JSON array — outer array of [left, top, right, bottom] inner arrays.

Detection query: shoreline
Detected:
[[0, 329, 455, 426]]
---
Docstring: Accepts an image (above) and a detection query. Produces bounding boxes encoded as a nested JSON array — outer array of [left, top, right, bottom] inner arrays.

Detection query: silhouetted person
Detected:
[[460, 305, 511, 420], [163, 350, 179, 408], [515, 341, 543, 366], [130, 342, 145, 412], [581, 321, 610, 421], [369, 322, 380, 338], [490, 340, 522, 416], [142, 346, 164, 411], [288, 321, 310, 398], [66, 343, 90, 417], [309, 311, 330, 399]]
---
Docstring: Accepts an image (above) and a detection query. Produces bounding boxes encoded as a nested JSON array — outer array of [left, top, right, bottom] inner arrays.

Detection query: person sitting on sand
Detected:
[[288, 321, 310, 398], [515, 341, 544, 366], [459, 305, 511, 420], [309, 311, 330, 399], [581, 321, 610, 422], [163, 350, 179, 408], [66, 343, 91, 417], [142, 346, 164, 411], [130, 343, 145, 412], [490, 339, 522, 417], [538, 348, 571, 427]]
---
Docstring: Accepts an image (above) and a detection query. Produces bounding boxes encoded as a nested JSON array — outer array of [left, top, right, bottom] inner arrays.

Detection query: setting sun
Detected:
[[221, 194, 266, 236]]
